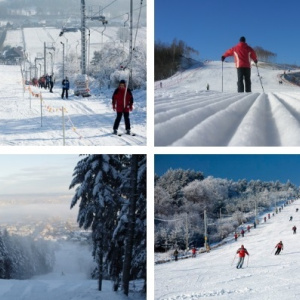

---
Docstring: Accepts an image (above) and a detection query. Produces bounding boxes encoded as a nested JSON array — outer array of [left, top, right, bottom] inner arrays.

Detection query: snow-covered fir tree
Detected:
[[70, 154, 146, 295]]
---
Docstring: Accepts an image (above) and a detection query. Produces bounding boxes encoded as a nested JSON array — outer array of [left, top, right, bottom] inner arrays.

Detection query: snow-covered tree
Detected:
[[70, 154, 146, 295]]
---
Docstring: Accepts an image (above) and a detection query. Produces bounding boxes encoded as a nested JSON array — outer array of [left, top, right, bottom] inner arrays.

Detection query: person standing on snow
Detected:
[[274, 241, 284, 255], [112, 79, 133, 135], [191, 246, 196, 258], [174, 249, 179, 261], [236, 245, 249, 269], [61, 76, 70, 99], [292, 225, 297, 234], [221, 36, 258, 92], [49, 74, 54, 93]]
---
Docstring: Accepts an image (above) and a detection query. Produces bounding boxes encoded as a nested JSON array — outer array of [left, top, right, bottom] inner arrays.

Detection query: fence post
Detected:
[[40, 93, 43, 127], [62, 106, 66, 146]]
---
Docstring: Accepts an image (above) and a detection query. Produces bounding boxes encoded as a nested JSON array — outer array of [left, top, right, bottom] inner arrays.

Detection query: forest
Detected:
[[155, 39, 199, 81], [155, 168, 298, 252], [0, 231, 55, 279]]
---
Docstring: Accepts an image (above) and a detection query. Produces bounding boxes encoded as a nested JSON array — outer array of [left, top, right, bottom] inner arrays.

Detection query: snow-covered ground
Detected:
[[0, 64, 146, 146], [155, 61, 300, 146], [1, 26, 146, 146], [155, 199, 300, 300], [0, 242, 145, 300]]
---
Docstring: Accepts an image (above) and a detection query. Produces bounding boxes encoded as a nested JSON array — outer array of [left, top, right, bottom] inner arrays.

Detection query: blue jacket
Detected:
[[62, 79, 70, 89]]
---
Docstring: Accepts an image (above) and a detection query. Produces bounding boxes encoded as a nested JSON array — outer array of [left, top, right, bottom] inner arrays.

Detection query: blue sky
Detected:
[[155, 0, 300, 65], [155, 155, 300, 186], [0, 155, 81, 195]]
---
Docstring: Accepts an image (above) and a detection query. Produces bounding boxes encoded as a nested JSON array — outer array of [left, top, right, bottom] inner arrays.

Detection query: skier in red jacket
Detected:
[[112, 79, 133, 135], [236, 245, 249, 269], [275, 241, 283, 255], [222, 36, 258, 93]]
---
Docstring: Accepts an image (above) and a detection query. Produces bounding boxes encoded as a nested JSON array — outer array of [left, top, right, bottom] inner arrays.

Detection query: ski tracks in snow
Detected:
[[155, 91, 300, 146]]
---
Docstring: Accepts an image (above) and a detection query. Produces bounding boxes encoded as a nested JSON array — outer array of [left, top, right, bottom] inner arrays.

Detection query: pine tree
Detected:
[[70, 154, 146, 296], [70, 155, 124, 291]]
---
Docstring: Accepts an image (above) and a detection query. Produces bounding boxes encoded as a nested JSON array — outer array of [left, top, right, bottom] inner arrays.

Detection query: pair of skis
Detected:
[[113, 131, 136, 137]]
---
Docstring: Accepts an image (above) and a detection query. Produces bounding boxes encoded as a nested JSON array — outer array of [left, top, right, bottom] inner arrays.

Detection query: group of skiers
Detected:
[[173, 203, 299, 270], [234, 207, 299, 269]]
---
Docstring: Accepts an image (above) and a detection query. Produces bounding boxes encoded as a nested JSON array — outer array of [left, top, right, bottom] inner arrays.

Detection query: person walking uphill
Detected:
[[61, 76, 70, 99], [112, 79, 133, 135], [222, 36, 258, 92], [236, 245, 249, 269]]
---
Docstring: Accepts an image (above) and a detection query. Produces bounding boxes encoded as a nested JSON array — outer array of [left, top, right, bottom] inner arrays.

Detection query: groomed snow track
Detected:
[[155, 91, 300, 146]]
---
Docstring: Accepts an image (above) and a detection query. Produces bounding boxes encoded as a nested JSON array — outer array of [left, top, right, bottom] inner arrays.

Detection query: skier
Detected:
[[292, 225, 297, 234], [236, 245, 249, 269], [296, 208, 299, 212], [61, 76, 70, 99], [45, 74, 50, 89], [112, 79, 133, 135], [49, 74, 54, 93], [274, 241, 283, 255], [191, 246, 196, 258], [253, 221, 256, 229], [234, 232, 238, 241], [290, 216, 293, 221], [174, 249, 179, 261], [241, 229, 245, 237], [206, 83, 210, 91], [221, 36, 258, 92], [247, 225, 251, 232]]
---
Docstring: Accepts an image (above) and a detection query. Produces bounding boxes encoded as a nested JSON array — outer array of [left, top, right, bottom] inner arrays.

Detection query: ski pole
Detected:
[[256, 63, 265, 93], [222, 61, 224, 92], [247, 255, 249, 267], [231, 254, 237, 266], [271, 248, 275, 255]]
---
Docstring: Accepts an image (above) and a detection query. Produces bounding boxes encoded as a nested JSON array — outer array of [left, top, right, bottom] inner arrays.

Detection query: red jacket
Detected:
[[112, 86, 133, 113], [223, 42, 257, 68], [237, 247, 249, 257], [276, 242, 283, 249]]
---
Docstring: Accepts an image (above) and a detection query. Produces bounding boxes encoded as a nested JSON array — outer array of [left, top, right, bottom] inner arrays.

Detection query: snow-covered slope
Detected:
[[0, 242, 144, 300], [155, 199, 300, 300], [155, 61, 300, 146], [0, 65, 146, 146]]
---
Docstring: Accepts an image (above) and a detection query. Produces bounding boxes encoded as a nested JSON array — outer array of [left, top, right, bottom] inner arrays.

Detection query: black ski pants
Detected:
[[275, 248, 282, 255], [113, 112, 131, 131], [237, 68, 251, 92], [62, 88, 69, 99]]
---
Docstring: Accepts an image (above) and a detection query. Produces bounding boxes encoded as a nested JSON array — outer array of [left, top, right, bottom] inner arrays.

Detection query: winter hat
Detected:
[[119, 79, 126, 85], [239, 36, 246, 42]]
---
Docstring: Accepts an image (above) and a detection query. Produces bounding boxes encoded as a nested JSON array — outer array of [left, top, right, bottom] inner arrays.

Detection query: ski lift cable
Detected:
[[88, 0, 119, 18], [106, 5, 146, 23], [155, 217, 184, 222]]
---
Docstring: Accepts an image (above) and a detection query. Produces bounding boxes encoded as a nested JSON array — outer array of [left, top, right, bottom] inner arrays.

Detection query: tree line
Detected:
[[70, 154, 146, 296], [155, 39, 199, 81], [0, 230, 55, 279], [155, 168, 298, 252], [254, 46, 277, 63]]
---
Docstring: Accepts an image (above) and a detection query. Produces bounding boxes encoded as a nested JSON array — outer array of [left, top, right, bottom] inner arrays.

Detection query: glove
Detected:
[[254, 60, 258, 64], [221, 56, 225, 61], [129, 106, 133, 112]]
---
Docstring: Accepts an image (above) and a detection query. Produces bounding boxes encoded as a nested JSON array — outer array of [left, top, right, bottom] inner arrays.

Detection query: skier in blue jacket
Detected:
[[61, 76, 70, 99]]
